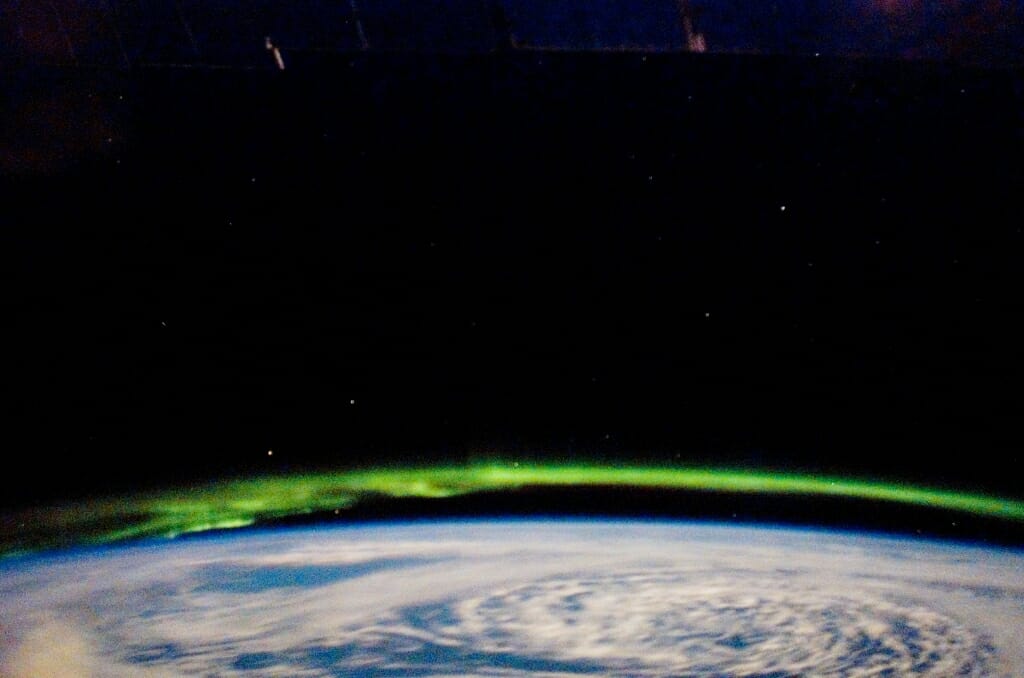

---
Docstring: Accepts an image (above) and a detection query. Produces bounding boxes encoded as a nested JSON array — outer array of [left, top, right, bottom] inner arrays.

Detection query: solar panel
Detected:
[[111, 0, 199, 64], [178, 0, 261, 66], [2, 0, 1022, 68], [1, 1, 76, 64], [252, 0, 363, 52], [508, 0, 684, 50], [359, 0, 496, 51], [62, 0, 128, 66]]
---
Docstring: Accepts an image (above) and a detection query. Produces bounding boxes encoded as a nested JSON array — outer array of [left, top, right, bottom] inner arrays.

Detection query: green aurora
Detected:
[[4, 464, 1024, 557]]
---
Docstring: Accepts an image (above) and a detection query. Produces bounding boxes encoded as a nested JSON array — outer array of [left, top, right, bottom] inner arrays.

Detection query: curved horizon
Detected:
[[4, 463, 1024, 558]]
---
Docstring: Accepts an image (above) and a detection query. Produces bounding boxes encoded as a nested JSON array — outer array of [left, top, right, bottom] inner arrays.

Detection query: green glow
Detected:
[[4, 464, 1024, 556]]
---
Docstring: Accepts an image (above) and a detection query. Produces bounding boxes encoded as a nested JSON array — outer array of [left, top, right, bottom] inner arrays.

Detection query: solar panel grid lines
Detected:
[[3, 0, 1022, 68]]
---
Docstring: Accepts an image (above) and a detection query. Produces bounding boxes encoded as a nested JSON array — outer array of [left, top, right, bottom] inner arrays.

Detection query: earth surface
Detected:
[[2, 520, 1023, 677]]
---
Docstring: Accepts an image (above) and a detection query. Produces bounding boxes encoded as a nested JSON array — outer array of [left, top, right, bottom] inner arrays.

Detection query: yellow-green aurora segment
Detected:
[[5, 464, 1024, 557]]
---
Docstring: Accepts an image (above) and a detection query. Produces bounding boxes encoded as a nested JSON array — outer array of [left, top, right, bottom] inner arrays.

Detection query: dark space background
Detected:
[[3, 1, 1024, 510]]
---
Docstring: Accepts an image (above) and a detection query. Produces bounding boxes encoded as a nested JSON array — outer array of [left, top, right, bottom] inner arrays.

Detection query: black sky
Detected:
[[4, 50, 1024, 506]]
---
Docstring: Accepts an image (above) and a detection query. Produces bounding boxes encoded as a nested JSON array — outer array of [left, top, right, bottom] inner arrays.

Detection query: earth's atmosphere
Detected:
[[2, 520, 1023, 677]]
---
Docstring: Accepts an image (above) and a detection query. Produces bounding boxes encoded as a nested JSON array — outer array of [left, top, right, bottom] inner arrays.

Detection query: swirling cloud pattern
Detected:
[[1, 522, 1021, 677]]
